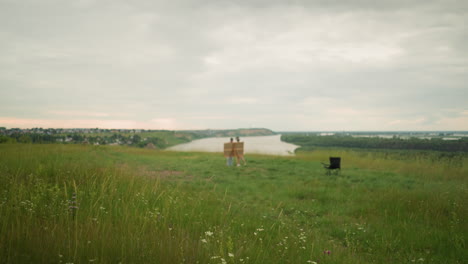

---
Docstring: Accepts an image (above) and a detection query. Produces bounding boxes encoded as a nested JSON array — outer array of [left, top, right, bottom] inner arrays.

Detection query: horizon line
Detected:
[[2, 127, 468, 133]]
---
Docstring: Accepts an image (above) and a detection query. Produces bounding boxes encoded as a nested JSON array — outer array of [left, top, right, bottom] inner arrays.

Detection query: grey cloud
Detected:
[[1, 0, 467, 130]]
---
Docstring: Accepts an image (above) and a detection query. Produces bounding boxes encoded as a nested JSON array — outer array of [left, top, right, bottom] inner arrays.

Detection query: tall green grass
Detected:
[[0, 144, 466, 263]]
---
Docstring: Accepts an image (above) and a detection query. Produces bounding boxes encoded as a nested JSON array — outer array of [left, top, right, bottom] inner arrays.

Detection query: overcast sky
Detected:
[[1, 0, 467, 131]]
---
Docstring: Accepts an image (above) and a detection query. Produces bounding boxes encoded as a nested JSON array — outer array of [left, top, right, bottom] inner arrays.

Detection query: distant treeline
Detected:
[[0, 132, 186, 149], [185, 128, 275, 138], [0, 128, 275, 148], [281, 134, 468, 152]]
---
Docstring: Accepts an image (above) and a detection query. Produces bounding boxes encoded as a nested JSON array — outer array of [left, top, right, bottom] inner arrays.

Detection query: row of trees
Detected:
[[281, 134, 468, 152], [0, 133, 167, 149]]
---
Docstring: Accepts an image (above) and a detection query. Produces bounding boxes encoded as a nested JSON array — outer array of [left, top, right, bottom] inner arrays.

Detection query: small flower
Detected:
[[323, 250, 331, 255], [205, 231, 214, 237], [201, 239, 207, 243], [228, 253, 234, 258]]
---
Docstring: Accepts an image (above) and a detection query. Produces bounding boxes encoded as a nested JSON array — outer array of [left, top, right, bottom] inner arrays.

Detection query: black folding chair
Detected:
[[322, 157, 341, 175]]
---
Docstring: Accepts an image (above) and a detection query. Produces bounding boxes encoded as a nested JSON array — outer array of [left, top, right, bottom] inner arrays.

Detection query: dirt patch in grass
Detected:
[[142, 169, 184, 178], [155, 170, 185, 178], [114, 162, 197, 181], [136, 166, 195, 180]]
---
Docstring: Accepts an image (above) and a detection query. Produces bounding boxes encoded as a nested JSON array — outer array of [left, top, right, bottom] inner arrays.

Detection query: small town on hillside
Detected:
[[0, 127, 276, 148]]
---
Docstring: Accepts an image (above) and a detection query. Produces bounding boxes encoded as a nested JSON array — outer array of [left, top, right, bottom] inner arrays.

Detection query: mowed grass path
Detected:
[[0, 144, 466, 264]]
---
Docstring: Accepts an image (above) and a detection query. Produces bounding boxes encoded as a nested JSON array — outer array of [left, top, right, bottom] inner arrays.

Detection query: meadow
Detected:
[[0, 144, 466, 263]]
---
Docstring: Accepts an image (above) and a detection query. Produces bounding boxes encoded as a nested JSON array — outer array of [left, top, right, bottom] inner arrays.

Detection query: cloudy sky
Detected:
[[1, 0, 467, 131]]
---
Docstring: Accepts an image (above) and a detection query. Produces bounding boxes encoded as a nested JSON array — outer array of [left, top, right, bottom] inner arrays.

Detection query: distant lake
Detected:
[[167, 135, 299, 156]]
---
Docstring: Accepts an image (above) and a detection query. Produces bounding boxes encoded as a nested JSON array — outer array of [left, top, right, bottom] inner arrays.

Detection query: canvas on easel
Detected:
[[224, 142, 244, 157], [234, 142, 244, 155], [224, 142, 233, 157]]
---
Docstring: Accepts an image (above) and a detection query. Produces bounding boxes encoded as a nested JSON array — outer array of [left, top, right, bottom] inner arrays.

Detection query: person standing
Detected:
[[235, 137, 246, 166], [225, 138, 234, 166]]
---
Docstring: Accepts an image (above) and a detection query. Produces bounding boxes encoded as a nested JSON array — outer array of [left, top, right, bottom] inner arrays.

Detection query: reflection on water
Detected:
[[167, 135, 299, 156]]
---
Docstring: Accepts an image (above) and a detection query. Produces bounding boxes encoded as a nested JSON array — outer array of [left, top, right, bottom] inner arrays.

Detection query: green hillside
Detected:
[[0, 144, 466, 263]]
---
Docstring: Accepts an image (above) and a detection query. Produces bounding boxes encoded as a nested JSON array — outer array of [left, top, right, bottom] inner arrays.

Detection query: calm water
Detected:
[[167, 135, 299, 156]]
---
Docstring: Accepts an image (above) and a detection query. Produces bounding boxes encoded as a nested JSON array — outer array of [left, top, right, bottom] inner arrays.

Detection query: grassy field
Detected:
[[0, 144, 466, 263]]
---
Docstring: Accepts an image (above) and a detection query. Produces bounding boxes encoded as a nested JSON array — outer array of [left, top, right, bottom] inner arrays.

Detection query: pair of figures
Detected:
[[224, 137, 247, 166]]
